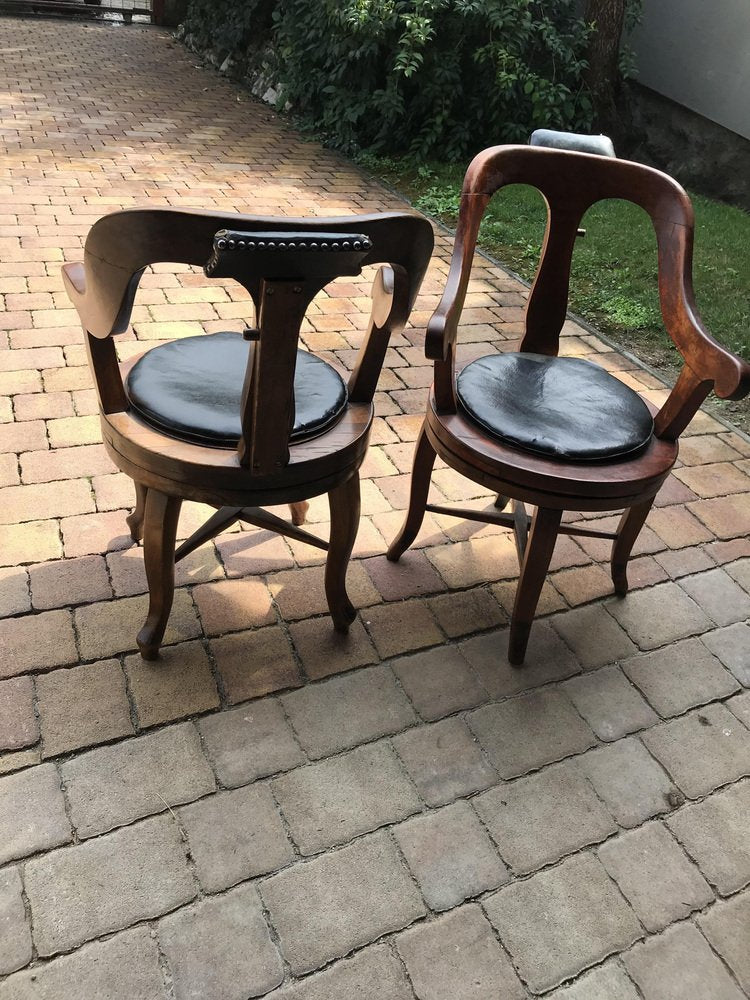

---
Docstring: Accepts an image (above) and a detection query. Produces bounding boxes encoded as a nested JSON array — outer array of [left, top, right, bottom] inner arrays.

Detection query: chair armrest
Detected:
[[348, 265, 410, 403]]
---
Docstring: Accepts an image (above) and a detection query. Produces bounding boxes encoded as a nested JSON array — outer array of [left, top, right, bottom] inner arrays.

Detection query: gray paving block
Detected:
[[562, 665, 658, 741], [552, 604, 636, 670], [273, 741, 420, 855], [605, 583, 711, 650], [578, 738, 677, 827], [667, 781, 750, 894], [624, 922, 745, 1000], [391, 717, 497, 807], [25, 813, 196, 956], [484, 852, 642, 992], [280, 664, 416, 759], [0, 866, 32, 975], [621, 638, 739, 717], [726, 690, 750, 729], [397, 905, 526, 1000], [0, 762, 71, 865], [264, 944, 414, 1000], [468, 689, 597, 779], [179, 784, 294, 892], [701, 623, 750, 685], [698, 891, 750, 993], [598, 822, 713, 932], [260, 830, 425, 975], [158, 883, 283, 1000], [475, 761, 616, 874], [679, 567, 750, 626], [198, 699, 304, 788], [393, 801, 509, 911], [641, 703, 750, 799], [0, 926, 166, 1000], [546, 961, 640, 1000], [390, 646, 489, 721], [62, 722, 215, 838]]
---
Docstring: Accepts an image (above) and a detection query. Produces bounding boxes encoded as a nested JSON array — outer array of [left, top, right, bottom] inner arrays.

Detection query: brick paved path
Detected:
[[0, 15, 749, 1000]]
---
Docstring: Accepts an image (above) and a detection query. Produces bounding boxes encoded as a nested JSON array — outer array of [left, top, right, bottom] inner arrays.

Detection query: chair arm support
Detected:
[[348, 265, 410, 404]]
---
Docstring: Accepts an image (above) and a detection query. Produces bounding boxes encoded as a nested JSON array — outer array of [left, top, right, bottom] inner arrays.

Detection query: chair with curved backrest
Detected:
[[388, 144, 750, 665], [63, 208, 433, 659]]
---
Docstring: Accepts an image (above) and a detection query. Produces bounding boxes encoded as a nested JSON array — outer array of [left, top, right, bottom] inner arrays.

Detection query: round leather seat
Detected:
[[126, 331, 348, 448], [456, 352, 654, 461]]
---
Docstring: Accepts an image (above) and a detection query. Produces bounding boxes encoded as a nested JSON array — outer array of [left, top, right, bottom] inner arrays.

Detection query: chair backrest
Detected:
[[427, 145, 750, 436]]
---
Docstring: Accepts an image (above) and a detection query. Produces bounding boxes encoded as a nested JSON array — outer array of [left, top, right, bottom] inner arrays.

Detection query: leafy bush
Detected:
[[182, 0, 593, 158]]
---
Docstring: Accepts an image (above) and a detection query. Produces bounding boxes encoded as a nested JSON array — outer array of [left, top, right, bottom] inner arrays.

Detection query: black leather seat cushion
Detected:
[[126, 331, 347, 448], [456, 352, 654, 461]]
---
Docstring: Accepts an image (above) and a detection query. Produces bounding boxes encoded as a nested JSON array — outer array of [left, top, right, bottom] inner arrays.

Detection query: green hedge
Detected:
[[182, 0, 593, 158]]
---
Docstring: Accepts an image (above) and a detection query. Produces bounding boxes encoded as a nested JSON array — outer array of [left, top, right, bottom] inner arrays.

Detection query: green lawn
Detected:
[[361, 155, 750, 428]]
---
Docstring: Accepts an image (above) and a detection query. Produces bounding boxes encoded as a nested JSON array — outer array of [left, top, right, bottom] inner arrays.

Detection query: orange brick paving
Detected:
[[0, 15, 749, 1000]]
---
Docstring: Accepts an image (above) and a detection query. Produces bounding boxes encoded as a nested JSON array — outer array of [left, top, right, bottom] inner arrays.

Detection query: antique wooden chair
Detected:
[[63, 209, 433, 658], [388, 145, 750, 664]]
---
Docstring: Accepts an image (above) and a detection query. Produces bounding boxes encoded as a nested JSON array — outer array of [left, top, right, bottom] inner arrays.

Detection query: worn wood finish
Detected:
[[64, 208, 433, 657], [392, 144, 750, 664]]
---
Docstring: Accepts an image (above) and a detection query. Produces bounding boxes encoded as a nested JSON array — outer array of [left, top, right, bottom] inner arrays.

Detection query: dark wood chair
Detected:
[[63, 209, 433, 658], [388, 144, 750, 664]]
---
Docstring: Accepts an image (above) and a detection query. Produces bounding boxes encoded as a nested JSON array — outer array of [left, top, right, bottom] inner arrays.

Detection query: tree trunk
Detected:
[[585, 0, 627, 123]]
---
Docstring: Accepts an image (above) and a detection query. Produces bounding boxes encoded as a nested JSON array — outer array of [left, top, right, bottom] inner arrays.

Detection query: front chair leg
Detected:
[[387, 423, 437, 561], [325, 472, 361, 632], [508, 506, 563, 666], [611, 498, 655, 596], [137, 489, 183, 660], [126, 481, 148, 542]]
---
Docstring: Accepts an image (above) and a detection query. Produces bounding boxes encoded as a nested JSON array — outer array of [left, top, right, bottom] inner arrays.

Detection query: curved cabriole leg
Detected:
[[325, 473, 361, 632], [137, 489, 183, 660], [126, 481, 148, 543], [387, 423, 437, 561], [508, 506, 563, 666], [611, 498, 655, 596], [289, 501, 309, 526]]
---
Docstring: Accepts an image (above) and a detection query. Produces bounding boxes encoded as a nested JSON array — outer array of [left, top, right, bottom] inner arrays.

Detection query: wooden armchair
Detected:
[[63, 208, 433, 658], [388, 145, 750, 664]]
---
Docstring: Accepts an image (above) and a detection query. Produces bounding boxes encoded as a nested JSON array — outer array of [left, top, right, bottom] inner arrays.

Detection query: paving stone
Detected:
[[623, 922, 745, 1000], [289, 616, 378, 680], [552, 604, 636, 669], [551, 563, 614, 606], [123, 640, 220, 727], [192, 578, 275, 634], [25, 813, 196, 956], [725, 555, 750, 591], [621, 638, 739, 717], [0, 866, 32, 975], [493, 577, 567, 618], [274, 741, 420, 854], [727, 690, 750, 729], [198, 699, 304, 787], [667, 781, 750, 894], [75, 590, 200, 659], [216, 529, 295, 577], [280, 664, 416, 758], [390, 646, 489, 721], [701, 623, 750, 685], [264, 944, 413, 1000], [394, 801, 509, 910], [598, 822, 713, 932], [578, 738, 677, 828], [689, 493, 750, 540], [0, 610, 78, 679], [563, 665, 659, 740], [647, 505, 713, 548], [0, 762, 71, 865], [210, 625, 302, 704], [180, 784, 294, 892], [426, 534, 520, 589], [0, 520, 62, 568], [61, 722, 215, 838], [460, 621, 580, 697], [107, 542, 224, 597], [484, 852, 642, 993], [475, 761, 616, 874], [397, 905, 526, 1000], [0, 565, 30, 616], [261, 830, 426, 975], [546, 962, 640, 1000], [363, 598, 443, 658], [605, 583, 711, 650], [468, 689, 597, 779], [426, 587, 506, 638], [698, 891, 750, 993], [0, 926, 166, 1000], [268, 562, 379, 620], [654, 544, 714, 579], [678, 567, 750, 626], [158, 883, 283, 1000], [391, 716, 497, 806], [0, 675, 38, 751], [364, 550, 447, 601], [28, 553, 112, 609], [641, 703, 750, 798]]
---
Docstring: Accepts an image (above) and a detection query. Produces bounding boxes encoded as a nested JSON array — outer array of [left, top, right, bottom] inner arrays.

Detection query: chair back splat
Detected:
[[390, 144, 750, 664]]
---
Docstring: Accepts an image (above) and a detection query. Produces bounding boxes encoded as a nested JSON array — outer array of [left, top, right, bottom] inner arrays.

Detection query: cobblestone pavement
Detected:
[[0, 15, 749, 1000]]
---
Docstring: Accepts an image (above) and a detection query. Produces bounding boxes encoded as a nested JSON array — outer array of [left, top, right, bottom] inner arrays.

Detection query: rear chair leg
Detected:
[[137, 489, 182, 660], [325, 473, 361, 631], [387, 423, 436, 561], [611, 499, 654, 596], [508, 506, 562, 665]]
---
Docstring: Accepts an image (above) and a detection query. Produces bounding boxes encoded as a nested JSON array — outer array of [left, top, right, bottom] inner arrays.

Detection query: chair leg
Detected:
[[325, 472, 360, 632], [508, 506, 563, 666], [126, 482, 148, 543], [387, 423, 437, 561], [289, 501, 309, 526], [137, 489, 182, 660], [611, 498, 655, 596]]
